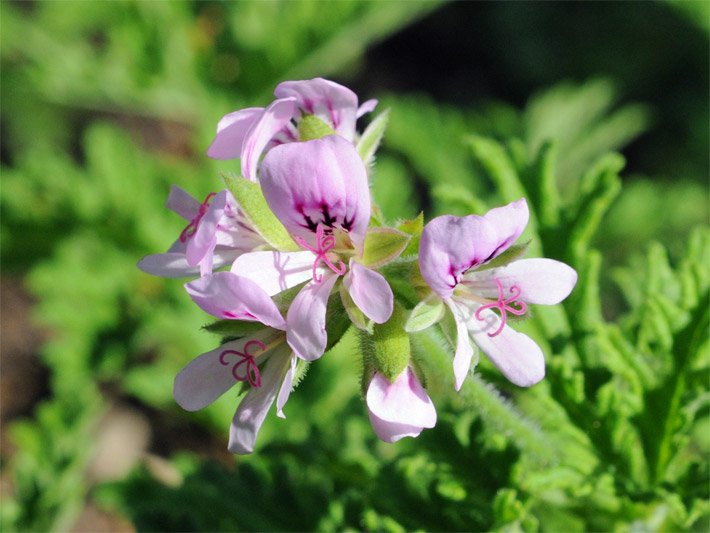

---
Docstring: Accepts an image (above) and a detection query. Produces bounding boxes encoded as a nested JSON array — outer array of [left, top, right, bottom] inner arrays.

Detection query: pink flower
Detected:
[[207, 78, 377, 182], [229, 135, 393, 361], [366, 367, 437, 443], [138, 186, 268, 278], [177, 274, 297, 454], [419, 199, 577, 390]]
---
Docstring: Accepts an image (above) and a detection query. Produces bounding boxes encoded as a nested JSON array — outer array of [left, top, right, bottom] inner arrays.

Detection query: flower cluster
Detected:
[[139, 78, 577, 453]]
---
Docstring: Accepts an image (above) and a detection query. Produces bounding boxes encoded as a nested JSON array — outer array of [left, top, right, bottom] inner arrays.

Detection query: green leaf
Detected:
[[478, 241, 530, 271], [396, 212, 423, 257], [405, 295, 445, 333], [361, 226, 410, 268], [298, 114, 336, 141], [202, 319, 266, 338], [223, 174, 298, 251], [357, 109, 389, 165]]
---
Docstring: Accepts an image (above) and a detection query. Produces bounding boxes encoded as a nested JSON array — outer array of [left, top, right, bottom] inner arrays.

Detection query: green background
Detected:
[[1, 1, 708, 531]]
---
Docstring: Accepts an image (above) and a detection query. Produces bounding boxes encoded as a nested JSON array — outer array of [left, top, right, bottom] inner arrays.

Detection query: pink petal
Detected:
[[185, 272, 286, 330], [368, 410, 426, 443], [465, 258, 578, 305], [231, 250, 316, 296], [482, 198, 529, 261], [276, 351, 297, 419], [207, 107, 265, 160], [445, 301, 476, 391], [185, 190, 228, 270], [166, 185, 200, 220], [343, 261, 393, 324], [356, 98, 378, 119], [228, 347, 292, 454], [366, 368, 437, 428], [138, 249, 239, 279], [274, 78, 359, 140], [468, 308, 545, 387], [259, 135, 371, 251], [419, 215, 498, 299], [241, 97, 298, 182], [173, 338, 260, 412], [286, 274, 339, 361]]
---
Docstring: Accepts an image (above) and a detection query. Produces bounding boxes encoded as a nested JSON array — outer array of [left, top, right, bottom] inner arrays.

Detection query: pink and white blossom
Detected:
[[366, 367, 437, 443], [230, 135, 393, 361], [207, 78, 377, 181], [176, 274, 298, 454], [419, 198, 577, 390], [138, 186, 268, 278]]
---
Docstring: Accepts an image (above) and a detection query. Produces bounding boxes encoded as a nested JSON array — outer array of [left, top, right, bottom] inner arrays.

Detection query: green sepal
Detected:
[[223, 173, 298, 251], [356, 109, 389, 165], [339, 284, 373, 334], [405, 295, 446, 333], [396, 212, 424, 256], [360, 305, 410, 382], [361, 226, 411, 269], [290, 358, 310, 391], [479, 241, 530, 271], [203, 319, 265, 338], [298, 114, 336, 141]]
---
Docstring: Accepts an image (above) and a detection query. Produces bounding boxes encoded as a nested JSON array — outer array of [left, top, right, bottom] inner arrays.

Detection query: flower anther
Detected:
[[219, 339, 266, 387], [474, 278, 527, 337], [293, 224, 347, 283], [179, 192, 216, 243]]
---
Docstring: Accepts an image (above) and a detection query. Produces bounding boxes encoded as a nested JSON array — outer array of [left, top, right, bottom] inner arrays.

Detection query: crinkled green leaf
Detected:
[[405, 295, 445, 333], [223, 174, 298, 252], [361, 226, 410, 268]]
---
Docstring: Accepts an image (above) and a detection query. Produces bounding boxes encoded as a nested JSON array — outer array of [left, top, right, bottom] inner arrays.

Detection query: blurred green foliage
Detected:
[[1, 1, 707, 532]]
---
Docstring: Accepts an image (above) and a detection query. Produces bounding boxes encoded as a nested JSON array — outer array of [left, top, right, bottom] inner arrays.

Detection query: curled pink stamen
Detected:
[[219, 339, 266, 388], [474, 278, 527, 337], [180, 192, 216, 243], [294, 224, 347, 283]]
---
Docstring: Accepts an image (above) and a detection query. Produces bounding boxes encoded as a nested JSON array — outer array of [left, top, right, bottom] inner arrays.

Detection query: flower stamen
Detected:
[[474, 278, 527, 337], [294, 224, 347, 282], [180, 192, 216, 243], [219, 339, 266, 388]]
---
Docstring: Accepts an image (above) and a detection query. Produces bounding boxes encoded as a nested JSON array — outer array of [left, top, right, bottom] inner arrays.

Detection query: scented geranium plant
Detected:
[[139, 77, 576, 452]]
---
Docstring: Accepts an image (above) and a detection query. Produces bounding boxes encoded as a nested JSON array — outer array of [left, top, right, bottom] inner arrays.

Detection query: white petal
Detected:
[[173, 339, 258, 412], [343, 261, 393, 324], [446, 300, 476, 391], [166, 185, 200, 220], [466, 258, 577, 305], [185, 190, 228, 269], [468, 308, 545, 387], [138, 249, 239, 278], [185, 272, 286, 330], [207, 107, 265, 160], [231, 250, 316, 296], [368, 410, 424, 443], [241, 97, 298, 182], [366, 368, 437, 428], [276, 352, 297, 419], [286, 274, 339, 361], [228, 348, 292, 454]]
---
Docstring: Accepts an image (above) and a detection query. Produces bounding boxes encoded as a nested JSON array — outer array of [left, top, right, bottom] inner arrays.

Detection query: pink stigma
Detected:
[[474, 278, 527, 337], [180, 192, 216, 243], [293, 224, 347, 283], [219, 339, 265, 388]]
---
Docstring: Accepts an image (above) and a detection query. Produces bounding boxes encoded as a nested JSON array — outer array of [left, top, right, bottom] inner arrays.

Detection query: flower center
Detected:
[[294, 224, 347, 283], [179, 192, 216, 243], [474, 277, 527, 337], [219, 339, 265, 388]]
